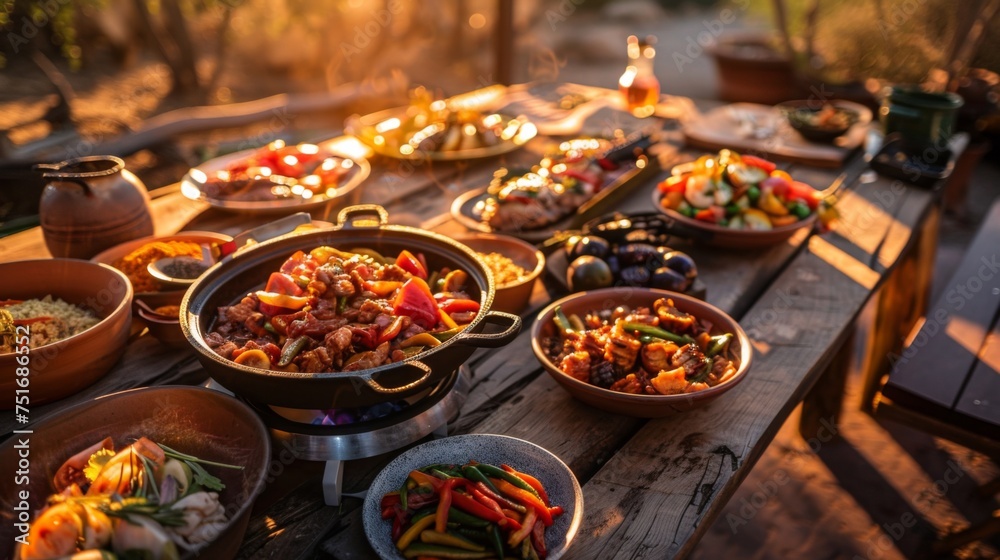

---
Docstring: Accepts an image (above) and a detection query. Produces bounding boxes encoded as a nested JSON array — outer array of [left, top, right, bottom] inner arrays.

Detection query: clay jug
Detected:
[[37, 155, 154, 258]]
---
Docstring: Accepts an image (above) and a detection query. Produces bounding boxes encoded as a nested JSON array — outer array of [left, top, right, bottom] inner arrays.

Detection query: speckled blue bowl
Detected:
[[363, 434, 583, 560]]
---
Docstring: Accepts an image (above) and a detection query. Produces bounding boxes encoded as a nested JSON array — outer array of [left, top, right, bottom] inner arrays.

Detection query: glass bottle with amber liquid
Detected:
[[619, 35, 660, 118]]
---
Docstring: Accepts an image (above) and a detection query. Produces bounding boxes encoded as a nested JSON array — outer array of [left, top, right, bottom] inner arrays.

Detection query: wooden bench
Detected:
[[874, 199, 1000, 552]]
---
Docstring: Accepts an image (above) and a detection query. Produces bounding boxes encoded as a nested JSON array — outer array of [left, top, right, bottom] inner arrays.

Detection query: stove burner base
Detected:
[[322, 421, 450, 506]]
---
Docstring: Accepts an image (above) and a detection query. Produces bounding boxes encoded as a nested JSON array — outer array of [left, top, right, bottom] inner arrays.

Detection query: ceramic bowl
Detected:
[[363, 433, 583, 560], [0, 385, 271, 560], [531, 288, 752, 417], [776, 99, 863, 143], [0, 258, 133, 408], [652, 164, 817, 249], [455, 233, 545, 314], [91, 231, 233, 309], [137, 305, 188, 349]]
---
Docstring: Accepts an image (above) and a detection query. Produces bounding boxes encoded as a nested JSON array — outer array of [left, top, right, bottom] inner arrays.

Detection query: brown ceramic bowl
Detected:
[[455, 233, 545, 314], [531, 288, 753, 417], [91, 231, 233, 309], [0, 385, 270, 560], [137, 306, 188, 349], [652, 164, 817, 249], [0, 258, 132, 408]]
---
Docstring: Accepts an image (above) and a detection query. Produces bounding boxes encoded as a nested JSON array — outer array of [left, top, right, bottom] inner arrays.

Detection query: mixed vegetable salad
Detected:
[[380, 461, 564, 559], [657, 150, 832, 231]]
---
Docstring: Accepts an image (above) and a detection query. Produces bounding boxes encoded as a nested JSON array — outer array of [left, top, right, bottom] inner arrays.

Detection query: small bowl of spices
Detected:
[[455, 233, 545, 314], [92, 232, 232, 308]]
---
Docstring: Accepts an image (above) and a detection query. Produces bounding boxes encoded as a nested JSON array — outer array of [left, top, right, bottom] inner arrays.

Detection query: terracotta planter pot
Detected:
[[709, 34, 802, 104]]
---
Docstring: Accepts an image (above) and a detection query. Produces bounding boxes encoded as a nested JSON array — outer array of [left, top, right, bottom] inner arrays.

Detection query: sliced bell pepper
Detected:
[[741, 154, 777, 173], [401, 333, 442, 349], [378, 316, 406, 345], [436, 479, 458, 533], [658, 173, 688, 193], [256, 291, 311, 310], [438, 299, 481, 314], [489, 478, 553, 527], [450, 491, 507, 526], [791, 181, 820, 210], [438, 308, 459, 329], [468, 487, 506, 520], [507, 507, 537, 547], [394, 277, 440, 330], [397, 514, 436, 551], [409, 470, 444, 490], [441, 270, 468, 293], [366, 280, 404, 297], [500, 465, 550, 507], [531, 519, 547, 559], [448, 508, 490, 528], [475, 464, 543, 502], [431, 326, 466, 342], [400, 543, 494, 559], [488, 525, 505, 560], [381, 491, 401, 510], [472, 481, 526, 514], [396, 250, 428, 279], [264, 272, 303, 296], [693, 206, 725, 224], [419, 530, 485, 552], [758, 191, 790, 216]]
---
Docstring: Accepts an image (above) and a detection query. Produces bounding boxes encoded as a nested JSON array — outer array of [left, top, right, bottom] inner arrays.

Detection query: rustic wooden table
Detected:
[[0, 85, 946, 559]]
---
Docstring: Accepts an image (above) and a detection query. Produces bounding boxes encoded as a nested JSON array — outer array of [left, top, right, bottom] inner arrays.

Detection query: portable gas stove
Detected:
[[206, 365, 469, 505]]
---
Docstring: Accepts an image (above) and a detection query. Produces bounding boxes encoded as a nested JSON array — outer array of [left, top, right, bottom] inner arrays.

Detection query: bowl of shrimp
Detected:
[[531, 288, 752, 417], [0, 385, 270, 560]]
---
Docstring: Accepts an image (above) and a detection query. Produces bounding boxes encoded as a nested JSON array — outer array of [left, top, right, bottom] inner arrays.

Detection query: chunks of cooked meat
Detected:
[[671, 343, 707, 378], [605, 326, 641, 371], [559, 351, 591, 382], [653, 298, 695, 333], [641, 341, 679, 373]]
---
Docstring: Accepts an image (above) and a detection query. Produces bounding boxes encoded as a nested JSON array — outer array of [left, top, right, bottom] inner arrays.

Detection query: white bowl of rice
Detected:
[[1, 259, 133, 408]]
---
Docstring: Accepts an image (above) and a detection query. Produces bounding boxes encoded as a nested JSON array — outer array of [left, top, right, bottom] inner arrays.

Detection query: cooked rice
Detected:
[[0, 296, 100, 353], [113, 240, 204, 293], [477, 251, 528, 287]]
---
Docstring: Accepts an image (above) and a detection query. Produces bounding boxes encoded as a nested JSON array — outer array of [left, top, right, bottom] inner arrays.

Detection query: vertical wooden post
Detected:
[[495, 0, 514, 85], [858, 204, 941, 412], [799, 329, 855, 441]]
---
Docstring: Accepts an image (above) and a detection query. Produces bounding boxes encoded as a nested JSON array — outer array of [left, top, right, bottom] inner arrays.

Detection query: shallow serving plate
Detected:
[[346, 107, 536, 162], [651, 162, 817, 249], [532, 288, 753, 417], [180, 141, 370, 213], [363, 433, 583, 560], [452, 157, 659, 243]]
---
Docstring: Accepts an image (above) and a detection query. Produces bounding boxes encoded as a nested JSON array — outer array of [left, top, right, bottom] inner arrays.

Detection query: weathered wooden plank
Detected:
[[882, 201, 1000, 412], [954, 315, 1000, 429]]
